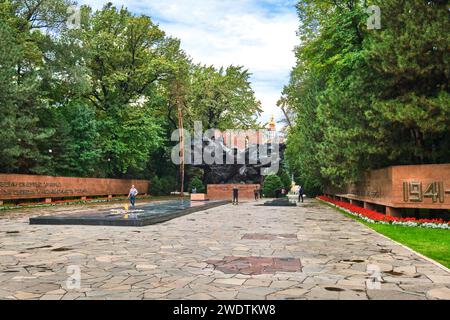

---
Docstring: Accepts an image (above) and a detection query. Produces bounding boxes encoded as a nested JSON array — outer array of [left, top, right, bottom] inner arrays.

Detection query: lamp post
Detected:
[[107, 158, 111, 177]]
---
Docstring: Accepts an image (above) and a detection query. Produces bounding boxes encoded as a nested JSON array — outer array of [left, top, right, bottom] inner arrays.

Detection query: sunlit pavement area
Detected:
[[0, 199, 449, 300]]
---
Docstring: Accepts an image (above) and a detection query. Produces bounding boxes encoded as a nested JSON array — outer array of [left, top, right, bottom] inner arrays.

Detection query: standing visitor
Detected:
[[298, 185, 304, 203], [232, 185, 239, 205], [128, 185, 139, 208]]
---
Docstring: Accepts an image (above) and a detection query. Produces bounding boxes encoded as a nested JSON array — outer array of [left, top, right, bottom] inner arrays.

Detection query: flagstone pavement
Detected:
[[0, 199, 449, 300]]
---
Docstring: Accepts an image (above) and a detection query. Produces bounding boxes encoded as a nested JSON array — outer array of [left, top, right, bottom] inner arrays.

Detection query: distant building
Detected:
[[216, 115, 285, 150]]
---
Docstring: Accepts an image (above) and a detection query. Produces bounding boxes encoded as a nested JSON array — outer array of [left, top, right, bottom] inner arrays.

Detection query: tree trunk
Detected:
[[177, 89, 185, 197]]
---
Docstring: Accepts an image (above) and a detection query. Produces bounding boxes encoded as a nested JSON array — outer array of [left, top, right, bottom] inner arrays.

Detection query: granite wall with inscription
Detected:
[[325, 164, 450, 210], [0, 174, 150, 200]]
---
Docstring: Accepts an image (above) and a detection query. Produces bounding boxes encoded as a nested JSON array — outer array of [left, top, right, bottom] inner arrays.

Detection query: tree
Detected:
[[263, 175, 283, 198], [278, 168, 292, 192], [0, 1, 263, 184], [0, 1, 57, 173], [366, 0, 450, 164], [162, 39, 191, 197], [189, 176, 205, 193], [78, 4, 171, 176], [10, 0, 74, 31], [37, 103, 101, 176], [187, 65, 262, 130], [150, 175, 176, 196], [283, 0, 449, 192]]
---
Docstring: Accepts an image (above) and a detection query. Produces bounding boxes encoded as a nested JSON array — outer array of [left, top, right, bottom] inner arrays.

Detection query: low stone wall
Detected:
[[191, 193, 209, 201], [207, 184, 260, 200], [324, 164, 450, 216], [0, 174, 150, 203]]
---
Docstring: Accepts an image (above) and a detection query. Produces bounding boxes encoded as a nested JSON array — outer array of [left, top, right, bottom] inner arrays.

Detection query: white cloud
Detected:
[[77, 0, 299, 126]]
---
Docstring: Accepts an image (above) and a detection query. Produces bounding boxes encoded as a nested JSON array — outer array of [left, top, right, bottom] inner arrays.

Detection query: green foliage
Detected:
[[189, 176, 205, 193], [284, 0, 450, 191], [278, 168, 292, 191], [0, 3, 55, 173], [187, 65, 262, 130], [0, 1, 261, 183], [263, 175, 283, 198], [150, 176, 176, 196], [37, 103, 101, 176]]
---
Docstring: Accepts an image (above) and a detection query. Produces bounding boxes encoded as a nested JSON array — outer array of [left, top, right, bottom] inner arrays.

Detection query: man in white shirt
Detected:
[[128, 185, 139, 208]]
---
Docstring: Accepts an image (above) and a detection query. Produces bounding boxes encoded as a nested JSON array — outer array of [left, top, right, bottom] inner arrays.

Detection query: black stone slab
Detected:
[[29, 200, 230, 227], [262, 199, 297, 207]]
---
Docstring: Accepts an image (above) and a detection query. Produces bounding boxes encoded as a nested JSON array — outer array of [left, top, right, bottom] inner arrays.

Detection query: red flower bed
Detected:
[[317, 196, 446, 225]]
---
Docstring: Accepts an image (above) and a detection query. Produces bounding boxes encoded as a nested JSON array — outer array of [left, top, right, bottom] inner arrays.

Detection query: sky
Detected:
[[77, 0, 299, 126]]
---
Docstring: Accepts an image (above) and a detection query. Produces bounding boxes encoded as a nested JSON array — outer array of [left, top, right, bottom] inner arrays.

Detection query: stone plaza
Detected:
[[0, 199, 449, 300]]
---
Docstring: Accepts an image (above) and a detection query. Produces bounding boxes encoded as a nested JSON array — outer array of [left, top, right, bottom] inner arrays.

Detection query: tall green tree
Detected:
[[78, 4, 172, 176], [283, 0, 449, 193], [187, 65, 262, 130], [0, 1, 263, 183], [0, 0, 68, 173]]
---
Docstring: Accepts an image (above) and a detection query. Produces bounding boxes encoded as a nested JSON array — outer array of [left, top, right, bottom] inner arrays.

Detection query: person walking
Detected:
[[298, 185, 304, 203], [232, 185, 239, 205], [254, 188, 259, 201], [128, 185, 139, 208]]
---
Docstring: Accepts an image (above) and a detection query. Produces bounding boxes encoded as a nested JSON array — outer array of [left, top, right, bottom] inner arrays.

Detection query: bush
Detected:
[[278, 168, 292, 191], [263, 175, 283, 198], [151, 175, 176, 196], [189, 176, 205, 193]]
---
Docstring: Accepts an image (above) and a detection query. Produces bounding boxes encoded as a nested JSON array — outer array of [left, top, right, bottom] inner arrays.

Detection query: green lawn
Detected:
[[320, 201, 450, 269], [368, 224, 450, 268]]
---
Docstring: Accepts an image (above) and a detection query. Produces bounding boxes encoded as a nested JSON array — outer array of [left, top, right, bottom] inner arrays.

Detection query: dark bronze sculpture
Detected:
[[192, 137, 285, 184]]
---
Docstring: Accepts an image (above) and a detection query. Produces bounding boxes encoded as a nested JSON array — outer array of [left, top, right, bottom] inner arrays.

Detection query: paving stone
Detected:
[[14, 291, 42, 300], [426, 287, 450, 300], [269, 280, 297, 289], [209, 291, 238, 300], [0, 199, 448, 300], [186, 293, 214, 300], [136, 264, 158, 270], [40, 294, 63, 300], [394, 265, 417, 275], [244, 278, 272, 287], [271, 287, 309, 296], [367, 290, 425, 300], [426, 275, 450, 284], [95, 256, 113, 263], [338, 290, 368, 300], [213, 278, 246, 286]]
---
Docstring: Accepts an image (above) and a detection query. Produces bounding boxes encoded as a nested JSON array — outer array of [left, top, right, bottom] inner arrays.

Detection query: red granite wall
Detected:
[[0, 174, 150, 200], [207, 184, 261, 200], [325, 164, 450, 210]]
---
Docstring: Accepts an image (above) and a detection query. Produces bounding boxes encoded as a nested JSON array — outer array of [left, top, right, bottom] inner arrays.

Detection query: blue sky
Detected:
[[77, 0, 299, 125]]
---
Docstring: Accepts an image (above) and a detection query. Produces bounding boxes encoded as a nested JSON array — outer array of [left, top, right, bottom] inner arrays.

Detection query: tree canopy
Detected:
[[283, 0, 449, 194], [0, 0, 262, 187]]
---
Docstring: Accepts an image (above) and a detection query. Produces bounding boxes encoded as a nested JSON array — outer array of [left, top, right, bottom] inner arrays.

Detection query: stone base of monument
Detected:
[[263, 199, 297, 207], [30, 199, 229, 227], [191, 193, 209, 201], [207, 184, 261, 200]]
